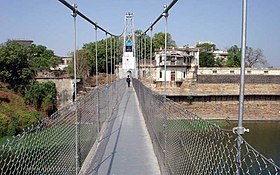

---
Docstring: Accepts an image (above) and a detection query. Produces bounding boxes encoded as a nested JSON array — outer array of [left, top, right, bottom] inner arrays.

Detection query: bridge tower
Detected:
[[121, 12, 137, 79]]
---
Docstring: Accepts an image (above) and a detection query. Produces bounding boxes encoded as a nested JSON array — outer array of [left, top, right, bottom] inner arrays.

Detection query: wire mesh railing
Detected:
[[133, 78, 280, 175], [0, 79, 125, 175]]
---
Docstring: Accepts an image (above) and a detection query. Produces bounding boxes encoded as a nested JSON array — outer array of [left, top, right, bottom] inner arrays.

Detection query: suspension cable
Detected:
[[144, 34, 147, 78], [142, 0, 178, 35], [150, 27, 153, 87], [140, 36, 143, 79], [58, 0, 124, 37], [95, 26, 100, 132], [106, 33, 108, 85], [110, 37, 113, 83], [114, 37, 116, 81]]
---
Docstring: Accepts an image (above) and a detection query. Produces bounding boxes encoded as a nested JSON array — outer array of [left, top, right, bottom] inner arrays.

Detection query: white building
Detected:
[[213, 50, 228, 62], [51, 56, 72, 71], [154, 47, 199, 86]]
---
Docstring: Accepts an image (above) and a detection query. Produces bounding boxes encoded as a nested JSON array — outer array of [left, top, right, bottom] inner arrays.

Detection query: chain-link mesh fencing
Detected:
[[0, 79, 125, 175], [133, 79, 280, 175]]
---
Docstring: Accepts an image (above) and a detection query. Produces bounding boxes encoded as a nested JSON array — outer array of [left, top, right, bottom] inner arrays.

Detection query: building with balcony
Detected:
[[154, 47, 199, 86]]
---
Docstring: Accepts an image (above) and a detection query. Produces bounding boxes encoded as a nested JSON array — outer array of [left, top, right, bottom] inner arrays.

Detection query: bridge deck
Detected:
[[90, 83, 160, 175]]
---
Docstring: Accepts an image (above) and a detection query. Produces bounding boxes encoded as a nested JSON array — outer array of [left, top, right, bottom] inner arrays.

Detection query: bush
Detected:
[[24, 81, 57, 116], [0, 112, 40, 137]]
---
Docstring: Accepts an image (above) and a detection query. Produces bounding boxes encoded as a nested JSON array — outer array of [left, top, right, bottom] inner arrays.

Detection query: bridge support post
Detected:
[[163, 4, 169, 174], [236, 0, 249, 174], [71, 3, 80, 175], [95, 26, 101, 133]]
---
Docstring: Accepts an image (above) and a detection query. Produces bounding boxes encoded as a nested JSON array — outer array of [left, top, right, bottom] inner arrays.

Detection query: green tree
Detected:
[[83, 36, 122, 75], [196, 42, 221, 67], [135, 30, 153, 62], [199, 52, 218, 67], [24, 81, 57, 116], [153, 32, 176, 50], [67, 49, 90, 79], [0, 41, 32, 90], [226, 45, 241, 67], [29, 44, 60, 71], [135, 31, 176, 63], [226, 45, 269, 68]]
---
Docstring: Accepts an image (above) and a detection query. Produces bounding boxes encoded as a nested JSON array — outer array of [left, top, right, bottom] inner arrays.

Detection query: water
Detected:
[[221, 121, 280, 166]]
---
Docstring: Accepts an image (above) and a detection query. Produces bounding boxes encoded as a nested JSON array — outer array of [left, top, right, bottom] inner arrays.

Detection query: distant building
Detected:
[[197, 41, 215, 46], [12, 39, 33, 46], [51, 56, 72, 71], [153, 47, 199, 86], [213, 50, 228, 62]]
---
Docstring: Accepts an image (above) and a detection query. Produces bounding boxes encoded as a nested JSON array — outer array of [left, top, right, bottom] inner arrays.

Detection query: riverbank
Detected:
[[147, 81, 280, 121]]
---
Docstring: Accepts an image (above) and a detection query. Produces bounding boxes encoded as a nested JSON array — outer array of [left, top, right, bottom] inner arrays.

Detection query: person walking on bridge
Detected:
[[126, 75, 131, 87]]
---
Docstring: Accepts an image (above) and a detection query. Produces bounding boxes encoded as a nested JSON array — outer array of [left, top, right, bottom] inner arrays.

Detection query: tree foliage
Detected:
[[226, 45, 241, 67], [29, 45, 60, 71], [226, 45, 268, 68], [0, 41, 32, 90], [0, 40, 60, 136], [66, 49, 90, 79], [197, 43, 268, 68], [24, 81, 57, 116], [153, 32, 176, 50], [68, 31, 176, 75], [0, 40, 60, 91], [135, 30, 152, 61], [199, 52, 221, 67], [135, 30, 176, 62], [82, 37, 122, 75], [197, 42, 221, 67]]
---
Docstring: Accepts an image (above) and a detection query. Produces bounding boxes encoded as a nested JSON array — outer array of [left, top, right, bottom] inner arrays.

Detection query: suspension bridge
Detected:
[[1, 0, 280, 174]]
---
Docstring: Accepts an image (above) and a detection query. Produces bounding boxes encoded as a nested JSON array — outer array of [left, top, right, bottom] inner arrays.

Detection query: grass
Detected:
[[0, 136, 12, 146]]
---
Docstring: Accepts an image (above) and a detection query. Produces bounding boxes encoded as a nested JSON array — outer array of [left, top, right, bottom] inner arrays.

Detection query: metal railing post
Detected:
[[111, 37, 113, 83], [106, 33, 110, 120], [114, 37, 116, 81], [95, 26, 100, 132], [140, 35, 142, 79], [236, 0, 249, 174], [71, 3, 79, 174], [163, 4, 169, 173]]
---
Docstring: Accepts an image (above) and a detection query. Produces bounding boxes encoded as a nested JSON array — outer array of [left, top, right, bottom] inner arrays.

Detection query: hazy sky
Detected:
[[1, 0, 280, 67]]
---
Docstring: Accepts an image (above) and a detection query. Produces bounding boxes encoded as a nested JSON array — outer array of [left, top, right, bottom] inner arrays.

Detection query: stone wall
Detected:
[[198, 67, 280, 75], [197, 75, 280, 84], [179, 100, 280, 120], [169, 95, 280, 103]]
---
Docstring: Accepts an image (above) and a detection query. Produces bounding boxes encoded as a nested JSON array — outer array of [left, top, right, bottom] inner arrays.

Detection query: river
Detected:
[[220, 121, 280, 166]]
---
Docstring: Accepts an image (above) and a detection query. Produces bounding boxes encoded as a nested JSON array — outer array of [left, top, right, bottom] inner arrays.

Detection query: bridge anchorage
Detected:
[[1, 0, 280, 175]]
